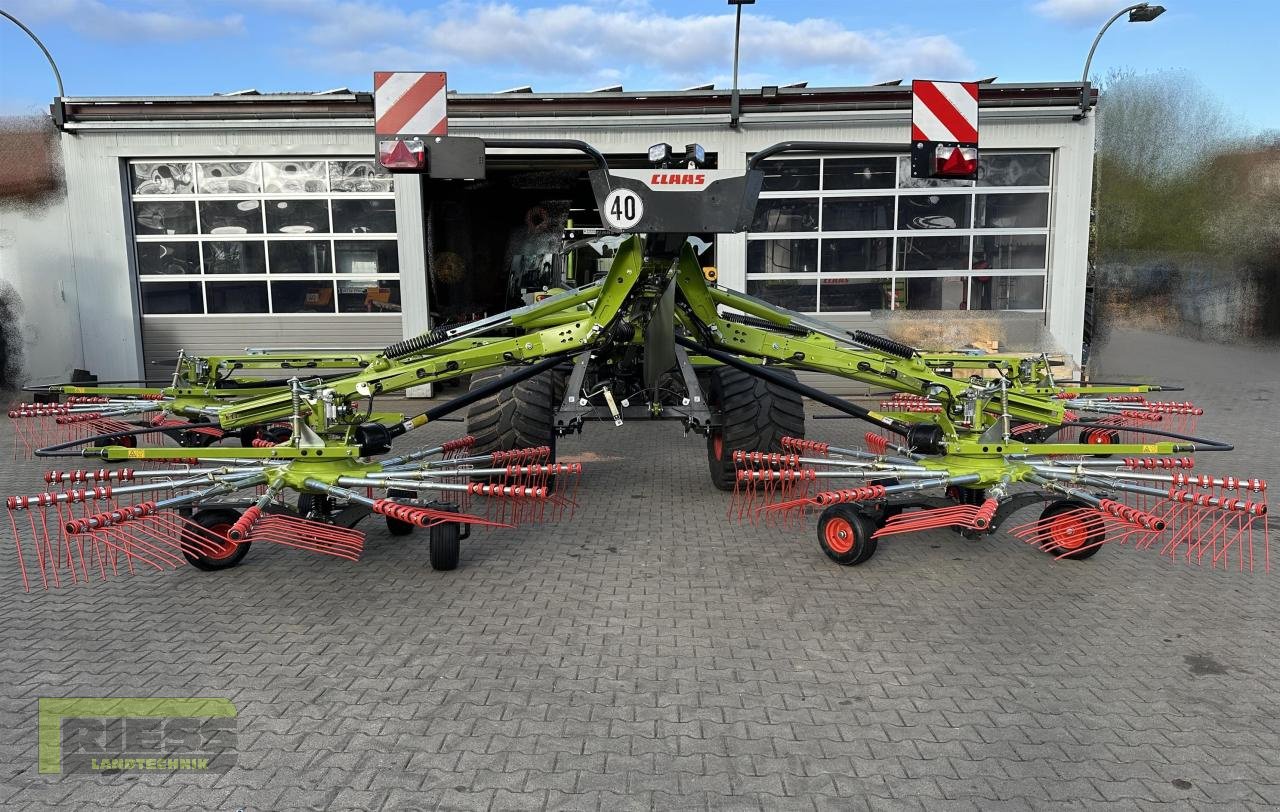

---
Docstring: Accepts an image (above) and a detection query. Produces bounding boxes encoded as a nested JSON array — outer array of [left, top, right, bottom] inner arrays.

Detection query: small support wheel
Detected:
[[1079, 427, 1119, 458], [183, 507, 251, 571], [1039, 500, 1105, 560], [385, 488, 417, 536], [429, 522, 461, 571], [816, 505, 878, 566]]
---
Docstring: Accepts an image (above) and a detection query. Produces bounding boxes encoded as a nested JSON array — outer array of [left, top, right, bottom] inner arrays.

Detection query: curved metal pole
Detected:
[[1078, 3, 1148, 116], [0, 10, 65, 98]]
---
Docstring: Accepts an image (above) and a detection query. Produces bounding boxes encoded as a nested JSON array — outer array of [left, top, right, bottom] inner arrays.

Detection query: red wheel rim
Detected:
[[713, 432, 724, 460], [1048, 514, 1089, 550], [200, 522, 240, 560], [824, 517, 856, 554], [1089, 431, 1113, 445]]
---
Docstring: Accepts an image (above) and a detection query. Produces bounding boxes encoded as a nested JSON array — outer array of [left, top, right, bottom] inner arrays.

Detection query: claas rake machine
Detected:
[[3, 100, 1267, 591]]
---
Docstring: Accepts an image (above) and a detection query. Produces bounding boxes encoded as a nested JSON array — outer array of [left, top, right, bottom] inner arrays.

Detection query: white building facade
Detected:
[[5, 84, 1096, 386]]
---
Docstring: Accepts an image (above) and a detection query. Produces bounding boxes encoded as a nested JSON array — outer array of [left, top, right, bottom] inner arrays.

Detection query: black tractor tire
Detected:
[[816, 505, 878, 566], [464, 366, 559, 461], [1038, 499, 1105, 560], [705, 366, 805, 491], [429, 522, 461, 571], [183, 507, 251, 571]]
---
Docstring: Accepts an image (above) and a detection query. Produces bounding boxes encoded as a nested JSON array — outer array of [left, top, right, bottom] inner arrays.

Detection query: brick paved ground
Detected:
[[1, 328, 1278, 810]]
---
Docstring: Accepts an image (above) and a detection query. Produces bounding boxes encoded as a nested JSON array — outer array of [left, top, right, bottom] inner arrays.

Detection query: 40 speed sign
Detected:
[[601, 188, 644, 230]]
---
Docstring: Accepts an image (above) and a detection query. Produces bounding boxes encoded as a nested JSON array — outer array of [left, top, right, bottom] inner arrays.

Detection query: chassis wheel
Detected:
[[1038, 500, 1105, 560], [429, 522, 461, 571], [465, 366, 559, 460], [183, 508, 251, 571], [705, 366, 806, 491], [385, 488, 416, 536], [816, 505, 878, 566]]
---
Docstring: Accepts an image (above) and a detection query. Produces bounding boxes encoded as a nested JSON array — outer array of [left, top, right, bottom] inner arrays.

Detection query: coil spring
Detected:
[[851, 330, 917, 359], [722, 313, 809, 337], [383, 326, 455, 359]]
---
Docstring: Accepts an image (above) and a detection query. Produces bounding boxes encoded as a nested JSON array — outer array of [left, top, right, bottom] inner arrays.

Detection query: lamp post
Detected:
[[728, 0, 755, 129], [0, 10, 65, 98], [1078, 3, 1165, 117]]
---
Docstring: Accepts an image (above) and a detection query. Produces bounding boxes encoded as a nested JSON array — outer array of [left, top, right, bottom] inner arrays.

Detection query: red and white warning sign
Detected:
[[911, 79, 979, 145], [374, 71, 448, 137]]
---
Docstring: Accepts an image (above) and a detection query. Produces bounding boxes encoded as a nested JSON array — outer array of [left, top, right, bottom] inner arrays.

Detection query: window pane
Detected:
[[975, 193, 1049, 229], [970, 276, 1045, 310], [747, 279, 816, 311], [329, 160, 394, 193], [979, 153, 1050, 187], [332, 199, 397, 234], [336, 240, 398, 275], [823, 157, 895, 190], [822, 197, 894, 231], [747, 239, 818, 275], [751, 199, 818, 232], [263, 160, 328, 194], [902, 277, 968, 310], [133, 201, 197, 235], [136, 241, 200, 275], [140, 281, 202, 314], [973, 235, 1048, 270], [202, 241, 266, 274], [897, 155, 973, 189], [339, 279, 401, 313], [271, 280, 335, 313], [200, 200, 263, 234], [823, 238, 892, 274], [758, 159, 819, 192], [206, 281, 268, 313], [820, 278, 891, 312], [268, 241, 331, 274], [898, 194, 970, 230], [131, 163, 194, 195], [197, 162, 261, 195], [266, 199, 330, 234], [897, 235, 970, 271]]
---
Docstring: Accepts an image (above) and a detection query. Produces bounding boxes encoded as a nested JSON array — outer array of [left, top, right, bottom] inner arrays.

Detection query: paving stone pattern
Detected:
[[1, 329, 1277, 810]]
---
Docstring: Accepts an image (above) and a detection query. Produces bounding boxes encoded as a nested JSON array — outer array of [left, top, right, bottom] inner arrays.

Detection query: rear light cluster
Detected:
[[378, 137, 425, 170], [933, 144, 978, 178]]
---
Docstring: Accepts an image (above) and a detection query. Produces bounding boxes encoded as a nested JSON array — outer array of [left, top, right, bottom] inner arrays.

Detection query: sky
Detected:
[[1, 0, 1276, 130]]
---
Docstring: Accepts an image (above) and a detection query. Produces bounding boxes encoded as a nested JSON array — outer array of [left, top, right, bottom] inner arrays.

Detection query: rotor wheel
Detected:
[[1079, 427, 1119, 457], [705, 366, 805, 491], [1038, 499, 1105, 560], [183, 507, 251, 571], [816, 505, 878, 566], [429, 522, 461, 571]]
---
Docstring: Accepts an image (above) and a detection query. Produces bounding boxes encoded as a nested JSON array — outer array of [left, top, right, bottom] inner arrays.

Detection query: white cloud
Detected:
[[4, 0, 243, 41], [253, 1, 973, 90], [1033, 0, 1129, 23]]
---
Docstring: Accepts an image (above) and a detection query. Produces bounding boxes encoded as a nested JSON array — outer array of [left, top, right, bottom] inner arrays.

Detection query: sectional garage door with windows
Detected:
[[745, 151, 1053, 316], [128, 157, 405, 368]]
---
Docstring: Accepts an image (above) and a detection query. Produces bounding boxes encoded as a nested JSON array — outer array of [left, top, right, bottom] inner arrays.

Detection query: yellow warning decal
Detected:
[[127, 448, 145, 458], [1142, 444, 1158, 452]]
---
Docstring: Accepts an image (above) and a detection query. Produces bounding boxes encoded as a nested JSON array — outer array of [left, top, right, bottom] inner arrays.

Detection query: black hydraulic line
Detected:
[[677, 336, 911, 438], [748, 141, 907, 169], [24, 379, 171, 390], [850, 330, 917, 359], [1058, 420, 1232, 452], [35, 423, 212, 458]]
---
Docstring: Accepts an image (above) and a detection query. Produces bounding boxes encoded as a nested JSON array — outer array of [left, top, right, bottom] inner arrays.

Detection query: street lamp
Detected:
[[0, 10, 65, 98], [1078, 3, 1165, 117], [728, 0, 755, 129]]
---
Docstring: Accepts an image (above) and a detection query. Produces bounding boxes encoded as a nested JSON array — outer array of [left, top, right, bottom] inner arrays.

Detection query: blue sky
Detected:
[[2, 0, 1276, 130]]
